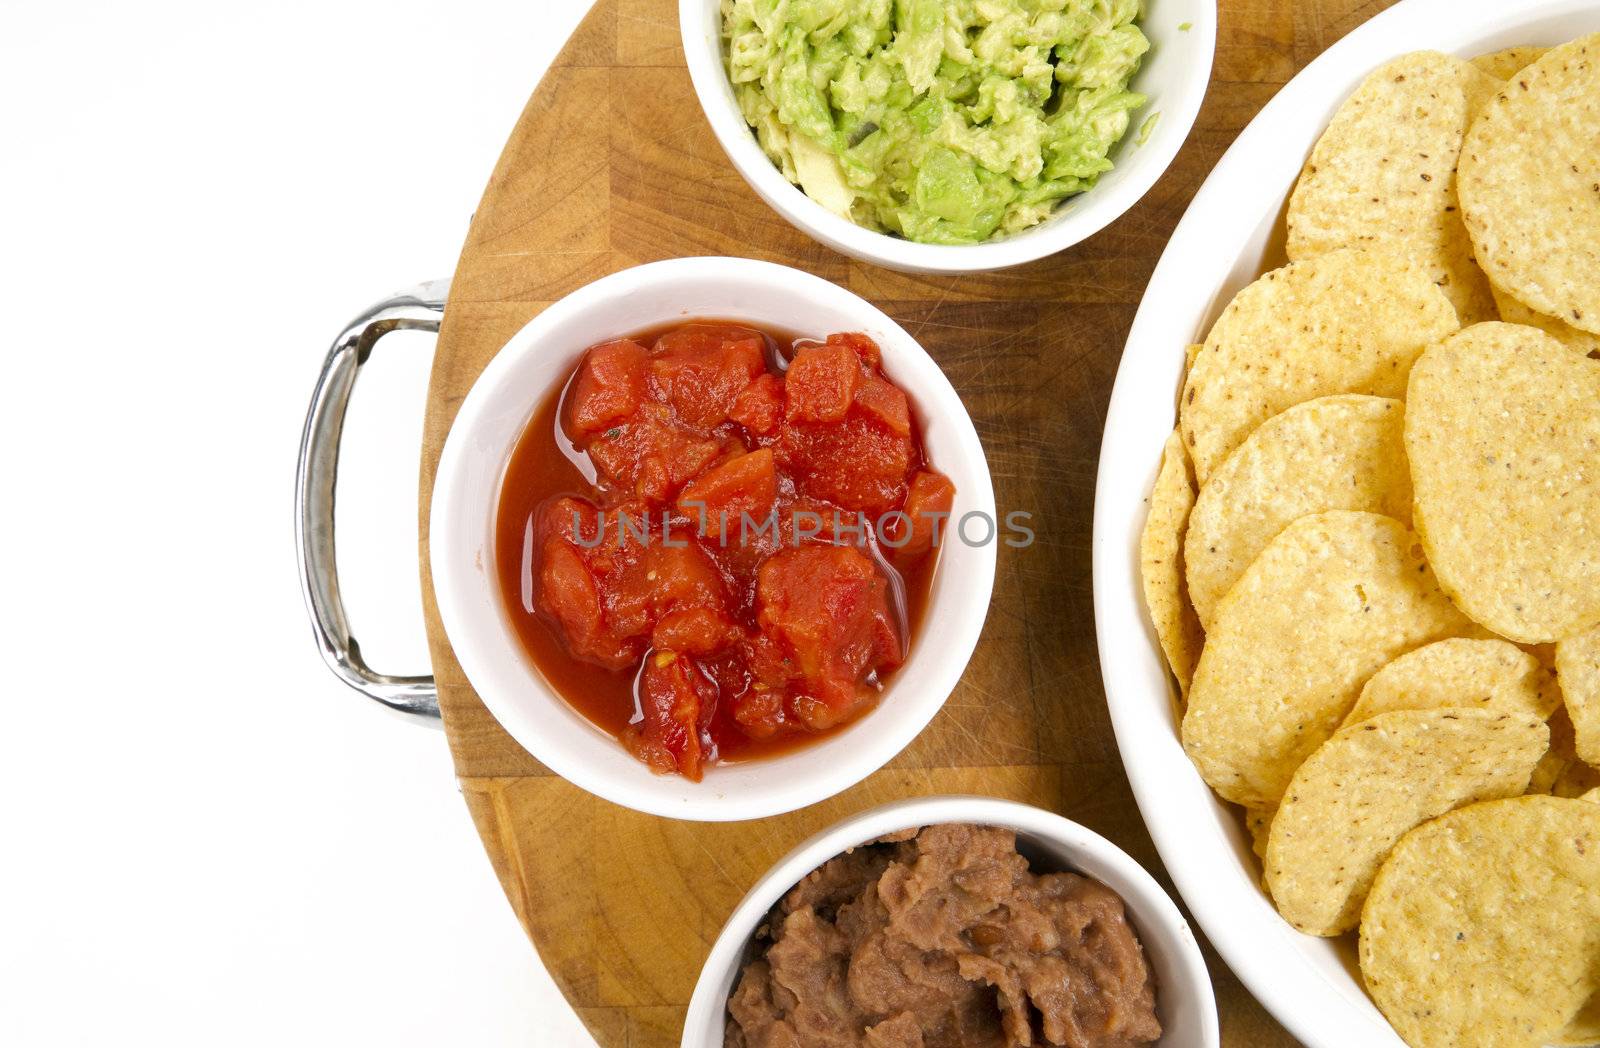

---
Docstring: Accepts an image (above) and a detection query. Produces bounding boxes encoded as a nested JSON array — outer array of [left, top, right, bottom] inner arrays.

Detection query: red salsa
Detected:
[[494, 321, 955, 780]]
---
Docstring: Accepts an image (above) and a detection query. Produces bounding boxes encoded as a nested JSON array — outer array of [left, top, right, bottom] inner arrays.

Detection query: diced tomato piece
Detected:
[[649, 324, 766, 432], [586, 407, 724, 502], [742, 631, 794, 692], [824, 331, 882, 369], [883, 470, 956, 559], [777, 416, 913, 516], [602, 539, 728, 641], [536, 537, 638, 670], [853, 374, 911, 436], [784, 343, 861, 424], [652, 607, 738, 655], [624, 651, 715, 781], [756, 545, 902, 718], [536, 495, 603, 549], [730, 373, 784, 436], [677, 448, 779, 538], [533, 492, 732, 669], [791, 693, 854, 732], [567, 339, 648, 436], [731, 685, 787, 740]]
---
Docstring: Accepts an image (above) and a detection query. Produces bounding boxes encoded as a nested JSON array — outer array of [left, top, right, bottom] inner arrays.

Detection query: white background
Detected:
[[2, 1, 600, 1044]]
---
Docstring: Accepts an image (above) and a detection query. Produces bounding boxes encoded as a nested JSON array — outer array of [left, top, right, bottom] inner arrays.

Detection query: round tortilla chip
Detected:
[[1344, 638, 1558, 726], [1140, 431, 1204, 697], [1405, 322, 1600, 642], [1179, 248, 1458, 484], [1470, 45, 1550, 82], [1459, 34, 1600, 336], [1359, 795, 1600, 1048], [1529, 704, 1600, 799], [1185, 395, 1410, 630], [1553, 994, 1600, 1048], [1491, 283, 1600, 358], [1557, 624, 1600, 767], [1244, 806, 1275, 893], [1266, 707, 1547, 936], [1287, 52, 1499, 325], [1182, 511, 1475, 808], [1245, 806, 1274, 864], [1181, 342, 1202, 391]]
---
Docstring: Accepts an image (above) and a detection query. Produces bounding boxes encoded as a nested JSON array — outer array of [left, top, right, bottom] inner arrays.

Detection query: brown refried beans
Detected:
[[725, 823, 1162, 1048]]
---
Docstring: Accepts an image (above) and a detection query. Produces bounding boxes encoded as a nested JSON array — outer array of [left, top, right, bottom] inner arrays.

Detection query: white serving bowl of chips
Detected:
[[1092, 1, 1600, 1046]]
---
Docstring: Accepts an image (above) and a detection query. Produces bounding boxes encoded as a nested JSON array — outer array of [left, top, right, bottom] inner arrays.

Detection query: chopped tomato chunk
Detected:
[[884, 470, 956, 559], [853, 373, 911, 436], [652, 607, 739, 655], [677, 448, 779, 537], [567, 339, 647, 436], [536, 538, 636, 670], [731, 685, 787, 740], [730, 373, 784, 435], [585, 407, 723, 502], [538, 495, 604, 548], [778, 416, 913, 516], [784, 342, 861, 424], [649, 324, 766, 432], [624, 651, 714, 781], [533, 497, 729, 668], [756, 545, 902, 720], [601, 539, 727, 641], [825, 331, 881, 369]]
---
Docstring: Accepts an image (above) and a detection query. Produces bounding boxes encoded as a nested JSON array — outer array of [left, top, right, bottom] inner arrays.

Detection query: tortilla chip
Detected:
[[1359, 795, 1600, 1048], [1287, 52, 1499, 324], [1557, 624, 1600, 767], [1179, 248, 1458, 484], [1554, 993, 1600, 1048], [1245, 807, 1274, 864], [1139, 431, 1204, 697], [1529, 704, 1600, 799], [1491, 283, 1600, 358], [1405, 322, 1600, 642], [1344, 638, 1557, 726], [1266, 707, 1546, 936], [1459, 34, 1600, 336], [1470, 45, 1550, 82], [1185, 395, 1410, 629], [1182, 511, 1475, 808], [1554, 760, 1600, 800]]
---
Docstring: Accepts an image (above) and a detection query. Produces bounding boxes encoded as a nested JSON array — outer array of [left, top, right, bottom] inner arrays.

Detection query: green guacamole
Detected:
[[722, 0, 1150, 245]]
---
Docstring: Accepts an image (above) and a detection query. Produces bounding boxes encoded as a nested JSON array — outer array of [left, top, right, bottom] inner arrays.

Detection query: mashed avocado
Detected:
[[723, 0, 1150, 245]]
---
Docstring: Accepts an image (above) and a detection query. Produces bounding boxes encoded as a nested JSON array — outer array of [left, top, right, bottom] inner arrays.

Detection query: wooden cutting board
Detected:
[[418, 1, 1392, 1043]]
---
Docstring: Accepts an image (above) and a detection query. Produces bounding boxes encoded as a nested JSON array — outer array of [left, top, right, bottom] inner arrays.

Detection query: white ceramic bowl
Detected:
[[430, 257, 996, 822], [682, 795, 1218, 1047], [1091, 2, 1600, 1045], [679, 0, 1216, 274]]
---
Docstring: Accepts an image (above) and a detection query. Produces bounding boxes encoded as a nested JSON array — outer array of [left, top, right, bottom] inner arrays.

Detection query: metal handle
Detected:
[[296, 279, 451, 720]]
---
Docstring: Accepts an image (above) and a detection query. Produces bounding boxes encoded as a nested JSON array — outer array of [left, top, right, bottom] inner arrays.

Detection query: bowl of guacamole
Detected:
[[682, 0, 1215, 271]]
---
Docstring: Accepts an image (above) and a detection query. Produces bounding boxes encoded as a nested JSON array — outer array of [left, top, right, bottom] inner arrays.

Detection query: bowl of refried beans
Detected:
[[683, 796, 1218, 1047]]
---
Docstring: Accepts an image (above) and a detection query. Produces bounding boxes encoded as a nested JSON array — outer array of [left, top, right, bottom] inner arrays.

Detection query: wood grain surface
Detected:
[[418, 2, 1398, 1044]]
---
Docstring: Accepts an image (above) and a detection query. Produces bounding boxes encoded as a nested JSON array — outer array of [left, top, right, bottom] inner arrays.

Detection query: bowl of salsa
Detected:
[[430, 257, 995, 820]]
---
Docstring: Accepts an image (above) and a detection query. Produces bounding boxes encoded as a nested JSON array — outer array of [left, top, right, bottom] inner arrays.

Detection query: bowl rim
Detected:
[[680, 794, 1220, 1048], [1091, 2, 1600, 1045], [429, 256, 997, 822], [677, 0, 1218, 274]]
